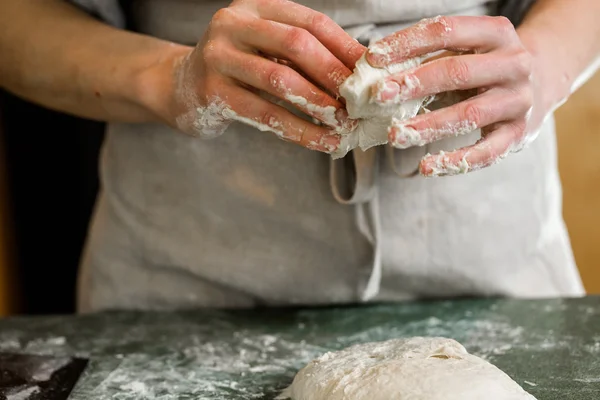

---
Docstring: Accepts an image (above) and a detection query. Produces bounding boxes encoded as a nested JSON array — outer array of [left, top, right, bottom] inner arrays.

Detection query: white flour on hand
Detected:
[[332, 52, 426, 159], [277, 337, 538, 400]]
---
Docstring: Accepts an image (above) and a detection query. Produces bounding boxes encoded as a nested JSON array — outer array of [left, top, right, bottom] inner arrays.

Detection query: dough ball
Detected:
[[278, 337, 537, 400]]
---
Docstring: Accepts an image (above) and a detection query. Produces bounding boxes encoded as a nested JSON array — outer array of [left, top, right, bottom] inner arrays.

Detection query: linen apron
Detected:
[[76, 0, 585, 312]]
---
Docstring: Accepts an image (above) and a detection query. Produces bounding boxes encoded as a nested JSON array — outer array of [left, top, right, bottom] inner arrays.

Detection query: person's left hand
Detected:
[[366, 15, 543, 176]]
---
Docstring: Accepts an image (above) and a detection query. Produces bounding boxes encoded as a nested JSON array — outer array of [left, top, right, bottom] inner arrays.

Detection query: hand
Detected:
[[158, 0, 364, 154], [366, 15, 538, 176]]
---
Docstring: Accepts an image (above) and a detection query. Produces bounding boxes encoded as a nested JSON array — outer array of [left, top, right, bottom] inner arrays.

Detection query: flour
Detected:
[[119, 381, 149, 395], [5, 385, 40, 400], [333, 53, 425, 159], [368, 16, 452, 64], [184, 95, 339, 153], [190, 99, 233, 138], [424, 150, 470, 176], [333, 316, 528, 361], [173, 51, 285, 140], [88, 332, 328, 400], [189, 97, 286, 140], [221, 107, 284, 138], [31, 357, 71, 381], [285, 94, 339, 128], [24, 336, 68, 354], [277, 337, 537, 400], [391, 120, 477, 148], [188, 96, 288, 141], [573, 377, 600, 383]]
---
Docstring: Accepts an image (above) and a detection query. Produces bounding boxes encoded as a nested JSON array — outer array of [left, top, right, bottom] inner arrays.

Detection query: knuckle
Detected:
[[505, 120, 528, 148], [461, 102, 484, 126], [445, 58, 470, 84], [494, 16, 515, 35], [328, 64, 349, 87], [416, 115, 438, 133], [210, 8, 235, 30], [314, 92, 336, 111], [267, 67, 288, 93], [297, 124, 308, 143], [301, 126, 324, 148], [512, 119, 527, 134], [514, 49, 533, 78], [258, 109, 279, 128], [284, 27, 312, 56], [310, 12, 334, 33], [250, 0, 268, 7], [427, 16, 453, 36], [518, 86, 534, 110], [346, 39, 367, 59], [494, 15, 512, 26]]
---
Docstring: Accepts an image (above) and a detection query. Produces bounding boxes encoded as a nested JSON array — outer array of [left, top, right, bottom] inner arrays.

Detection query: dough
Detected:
[[277, 337, 537, 400], [332, 53, 426, 159]]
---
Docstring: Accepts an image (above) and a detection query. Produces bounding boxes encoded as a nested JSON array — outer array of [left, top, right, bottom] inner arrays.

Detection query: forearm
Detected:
[[517, 0, 600, 104], [0, 0, 192, 123]]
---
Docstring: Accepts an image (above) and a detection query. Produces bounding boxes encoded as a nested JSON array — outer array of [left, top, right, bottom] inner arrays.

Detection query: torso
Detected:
[[77, 0, 585, 312]]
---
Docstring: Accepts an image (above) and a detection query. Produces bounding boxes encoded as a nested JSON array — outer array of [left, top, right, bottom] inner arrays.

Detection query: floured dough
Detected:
[[277, 337, 537, 400], [332, 53, 426, 159]]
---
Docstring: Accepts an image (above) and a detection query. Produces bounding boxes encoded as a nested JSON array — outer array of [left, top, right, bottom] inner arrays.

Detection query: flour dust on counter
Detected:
[[0, 298, 598, 399], [277, 337, 537, 400], [0, 352, 88, 400]]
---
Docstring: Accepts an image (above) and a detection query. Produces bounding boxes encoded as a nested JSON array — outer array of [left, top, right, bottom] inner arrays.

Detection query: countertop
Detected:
[[0, 296, 599, 399]]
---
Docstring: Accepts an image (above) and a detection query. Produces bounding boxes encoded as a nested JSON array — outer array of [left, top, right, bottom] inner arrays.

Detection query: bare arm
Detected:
[[0, 0, 189, 124], [0, 0, 367, 154]]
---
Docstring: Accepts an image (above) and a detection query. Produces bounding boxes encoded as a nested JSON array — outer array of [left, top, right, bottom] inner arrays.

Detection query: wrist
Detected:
[[131, 43, 194, 126], [516, 24, 572, 111]]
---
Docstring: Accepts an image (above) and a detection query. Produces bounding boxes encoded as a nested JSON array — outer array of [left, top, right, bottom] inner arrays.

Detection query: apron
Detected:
[[76, 0, 585, 312]]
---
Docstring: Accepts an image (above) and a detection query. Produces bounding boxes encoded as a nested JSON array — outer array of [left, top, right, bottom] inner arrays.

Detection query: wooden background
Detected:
[[555, 71, 600, 294], [0, 72, 598, 316]]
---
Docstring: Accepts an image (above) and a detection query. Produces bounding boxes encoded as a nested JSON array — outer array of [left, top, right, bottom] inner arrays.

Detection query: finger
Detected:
[[372, 51, 531, 103], [219, 85, 342, 153], [249, 0, 366, 69], [221, 51, 356, 132], [366, 15, 518, 67], [388, 88, 531, 149], [236, 18, 353, 97], [419, 120, 525, 176]]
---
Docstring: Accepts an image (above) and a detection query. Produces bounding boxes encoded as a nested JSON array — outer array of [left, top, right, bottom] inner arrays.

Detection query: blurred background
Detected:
[[0, 72, 598, 317]]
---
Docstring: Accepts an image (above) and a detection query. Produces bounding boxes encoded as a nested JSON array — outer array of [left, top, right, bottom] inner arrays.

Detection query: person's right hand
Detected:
[[155, 0, 365, 154]]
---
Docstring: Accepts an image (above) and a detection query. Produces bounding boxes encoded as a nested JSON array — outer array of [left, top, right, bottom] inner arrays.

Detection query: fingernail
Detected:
[[366, 45, 392, 67], [335, 108, 350, 125], [373, 80, 401, 104], [375, 73, 421, 104], [419, 158, 434, 176], [388, 120, 426, 149], [420, 153, 446, 177], [335, 108, 359, 133], [320, 132, 341, 153]]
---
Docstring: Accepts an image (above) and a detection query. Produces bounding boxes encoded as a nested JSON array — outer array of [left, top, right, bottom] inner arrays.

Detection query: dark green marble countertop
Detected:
[[0, 297, 599, 399]]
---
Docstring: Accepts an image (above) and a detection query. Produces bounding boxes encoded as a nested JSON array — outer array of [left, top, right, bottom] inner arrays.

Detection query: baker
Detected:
[[1, 0, 597, 312]]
